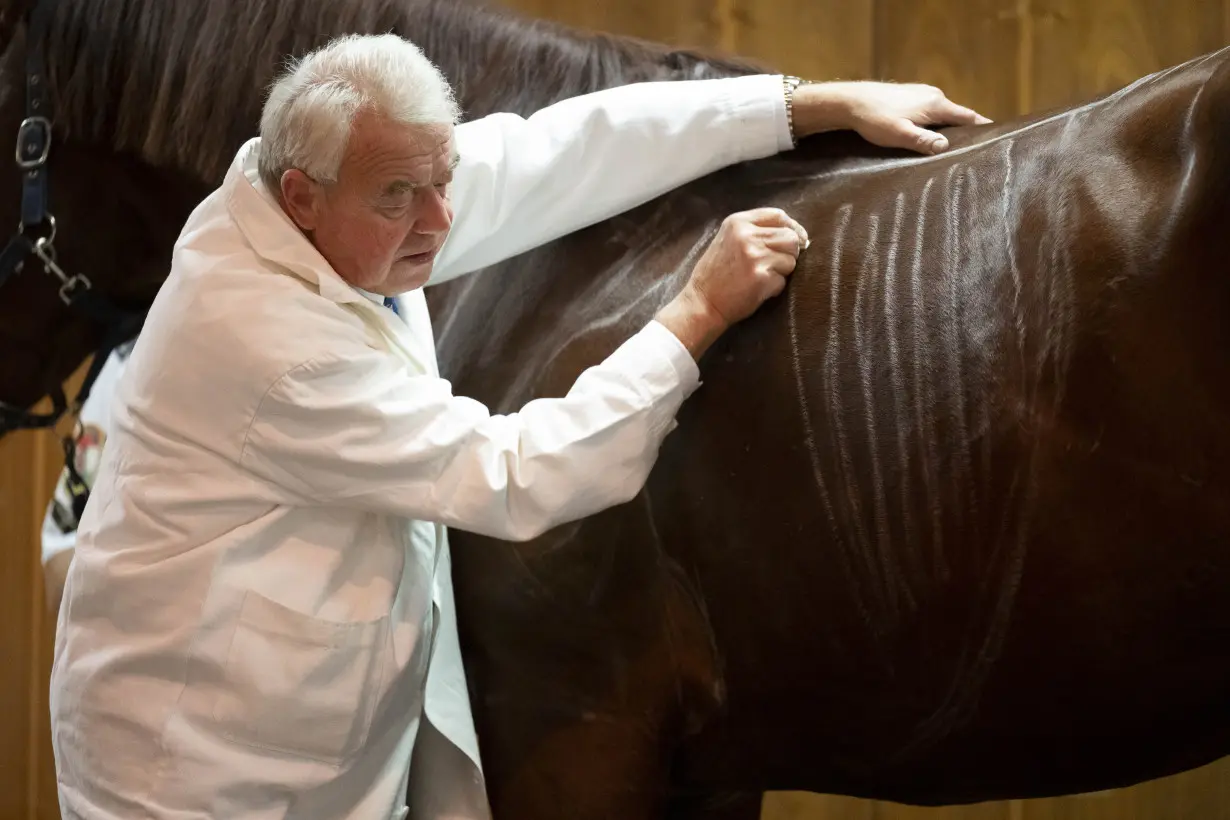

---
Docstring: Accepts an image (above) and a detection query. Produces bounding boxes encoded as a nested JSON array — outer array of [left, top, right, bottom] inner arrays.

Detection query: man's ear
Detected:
[[280, 169, 322, 232]]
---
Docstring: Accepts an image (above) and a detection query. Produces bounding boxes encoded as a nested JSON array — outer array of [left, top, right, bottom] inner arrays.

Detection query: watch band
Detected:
[[783, 75, 803, 148]]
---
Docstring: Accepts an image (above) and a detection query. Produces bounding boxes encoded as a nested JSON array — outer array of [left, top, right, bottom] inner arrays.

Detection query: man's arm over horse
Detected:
[[430, 75, 987, 282], [430, 75, 792, 283]]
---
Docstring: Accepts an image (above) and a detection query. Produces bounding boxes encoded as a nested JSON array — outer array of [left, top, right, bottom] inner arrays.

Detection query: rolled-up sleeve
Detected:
[[239, 320, 699, 542], [430, 74, 792, 283]]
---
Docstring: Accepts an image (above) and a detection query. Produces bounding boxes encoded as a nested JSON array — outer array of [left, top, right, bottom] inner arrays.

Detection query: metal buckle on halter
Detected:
[[9, 211, 56, 276], [32, 233, 91, 305], [58, 271, 92, 305], [15, 115, 51, 170], [18, 210, 55, 243]]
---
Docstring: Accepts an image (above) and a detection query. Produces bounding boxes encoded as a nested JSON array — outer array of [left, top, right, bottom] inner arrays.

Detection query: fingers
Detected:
[[933, 97, 993, 127], [762, 229, 801, 279], [898, 103, 995, 155], [843, 82, 992, 155], [766, 249, 799, 278], [765, 271, 789, 299], [787, 215, 810, 251], [742, 208, 810, 249], [742, 207, 793, 227], [888, 121, 950, 155], [762, 226, 806, 256]]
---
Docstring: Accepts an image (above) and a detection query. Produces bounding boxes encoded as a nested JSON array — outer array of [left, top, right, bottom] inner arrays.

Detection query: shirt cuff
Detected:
[[643, 319, 701, 392], [769, 76, 794, 151], [601, 319, 702, 408], [719, 74, 796, 160]]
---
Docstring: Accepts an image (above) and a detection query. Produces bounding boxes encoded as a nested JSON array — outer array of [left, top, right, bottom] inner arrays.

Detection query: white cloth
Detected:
[[49, 74, 793, 820]]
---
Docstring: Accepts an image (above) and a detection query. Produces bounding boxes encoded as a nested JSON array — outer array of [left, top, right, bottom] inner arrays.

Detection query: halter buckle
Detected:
[[16, 115, 51, 170], [32, 234, 90, 303], [58, 272, 92, 305], [18, 211, 56, 243]]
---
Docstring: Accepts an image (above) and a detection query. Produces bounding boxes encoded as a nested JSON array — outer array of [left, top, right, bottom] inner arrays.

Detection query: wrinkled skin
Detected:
[[1, 1, 1228, 817]]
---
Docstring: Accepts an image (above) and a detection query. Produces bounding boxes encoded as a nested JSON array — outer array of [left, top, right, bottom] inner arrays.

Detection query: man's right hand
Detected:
[[656, 208, 808, 360]]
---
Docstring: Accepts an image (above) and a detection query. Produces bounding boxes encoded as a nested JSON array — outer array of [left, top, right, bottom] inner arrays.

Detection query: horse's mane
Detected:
[[42, 0, 766, 183]]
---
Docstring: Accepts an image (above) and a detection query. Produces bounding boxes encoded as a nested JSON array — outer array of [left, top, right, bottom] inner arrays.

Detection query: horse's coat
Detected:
[[426, 53, 1230, 816], [1, 0, 1228, 817]]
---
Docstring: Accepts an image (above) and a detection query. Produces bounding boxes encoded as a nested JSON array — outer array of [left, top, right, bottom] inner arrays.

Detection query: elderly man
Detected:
[[48, 31, 986, 820]]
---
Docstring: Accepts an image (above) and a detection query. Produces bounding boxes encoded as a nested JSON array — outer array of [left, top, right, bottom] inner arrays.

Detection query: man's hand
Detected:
[[793, 80, 992, 155], [656, 208, 807, 361]]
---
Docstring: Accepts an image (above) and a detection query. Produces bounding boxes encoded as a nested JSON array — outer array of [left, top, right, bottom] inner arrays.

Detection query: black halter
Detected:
[[0, 0, 146, 510]]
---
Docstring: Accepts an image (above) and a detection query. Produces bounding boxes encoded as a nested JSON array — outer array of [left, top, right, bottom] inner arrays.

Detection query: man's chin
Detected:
[[389, 257, 435, 291]]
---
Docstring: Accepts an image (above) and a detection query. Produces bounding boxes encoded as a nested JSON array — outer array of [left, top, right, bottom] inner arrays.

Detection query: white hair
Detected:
[[257, 33, 461, 192]]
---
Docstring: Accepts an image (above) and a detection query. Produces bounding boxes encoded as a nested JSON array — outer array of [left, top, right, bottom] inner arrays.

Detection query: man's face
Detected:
[[281, 109, 457, 295]]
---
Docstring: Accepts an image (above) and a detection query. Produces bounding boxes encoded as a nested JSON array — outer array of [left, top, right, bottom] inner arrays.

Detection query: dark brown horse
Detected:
[[1, 0, 1228, 818]]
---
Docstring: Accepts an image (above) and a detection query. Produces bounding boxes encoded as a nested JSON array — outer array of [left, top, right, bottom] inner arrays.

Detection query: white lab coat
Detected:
[[49, 74, 793, 819]]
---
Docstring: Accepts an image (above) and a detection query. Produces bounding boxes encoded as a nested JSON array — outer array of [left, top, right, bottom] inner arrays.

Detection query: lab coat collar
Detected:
[[223, 138, 365, 307]]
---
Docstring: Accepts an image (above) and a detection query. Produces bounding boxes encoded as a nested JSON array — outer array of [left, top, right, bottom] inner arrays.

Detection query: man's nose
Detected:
[[415, 188, 452, 234]]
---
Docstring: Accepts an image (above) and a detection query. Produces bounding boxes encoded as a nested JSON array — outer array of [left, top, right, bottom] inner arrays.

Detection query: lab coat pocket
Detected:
[[212, 589, 389, 766]]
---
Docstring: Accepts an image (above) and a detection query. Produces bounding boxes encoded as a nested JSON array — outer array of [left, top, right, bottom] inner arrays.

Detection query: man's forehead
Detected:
[[408, 129, 457, 171], [408, 134, 458, 174], [405, 121, 454, 152], [352, 115, 453, 154], [409, 127, 458, 172], [375, 140, 458, 193], [347, 120, 457, 180]]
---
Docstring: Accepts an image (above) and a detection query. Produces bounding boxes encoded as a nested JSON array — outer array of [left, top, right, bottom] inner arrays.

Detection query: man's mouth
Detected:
[[402, 248, 439, 264]]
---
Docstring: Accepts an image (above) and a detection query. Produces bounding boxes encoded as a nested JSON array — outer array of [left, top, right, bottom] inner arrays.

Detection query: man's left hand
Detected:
[[792, 80, 993, 155]]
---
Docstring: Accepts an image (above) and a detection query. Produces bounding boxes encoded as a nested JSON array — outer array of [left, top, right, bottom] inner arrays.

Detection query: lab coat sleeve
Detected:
[[428, 74, 793, 284], [239, 320, 699, 542]]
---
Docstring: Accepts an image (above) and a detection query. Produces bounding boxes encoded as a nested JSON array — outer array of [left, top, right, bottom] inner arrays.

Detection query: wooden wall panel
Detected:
[[499, 0, 724, 55], [730, 0, 874, 82], [1030, 0, 1227, 112], [0, 431, 39, 820], [1018, 760, 1230, 819], [36, 574, 59, 820], [764, 793, 1017, 819], [1, 362, 87, 820], [0, 422, 60, 820], [498, 0, 875, 81], [873, 0, 1022, 122]]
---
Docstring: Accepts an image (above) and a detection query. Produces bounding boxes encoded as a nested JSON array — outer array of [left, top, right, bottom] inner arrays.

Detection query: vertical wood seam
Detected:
[[1016, 0, 1034, 115], [26, 435, 50, 820], [715, 0, 738, 56], [870, 0, 880, 80]]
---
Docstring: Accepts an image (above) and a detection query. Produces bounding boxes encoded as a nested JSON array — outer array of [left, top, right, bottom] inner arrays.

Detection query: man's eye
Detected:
[[377, 203, 411, 219]]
